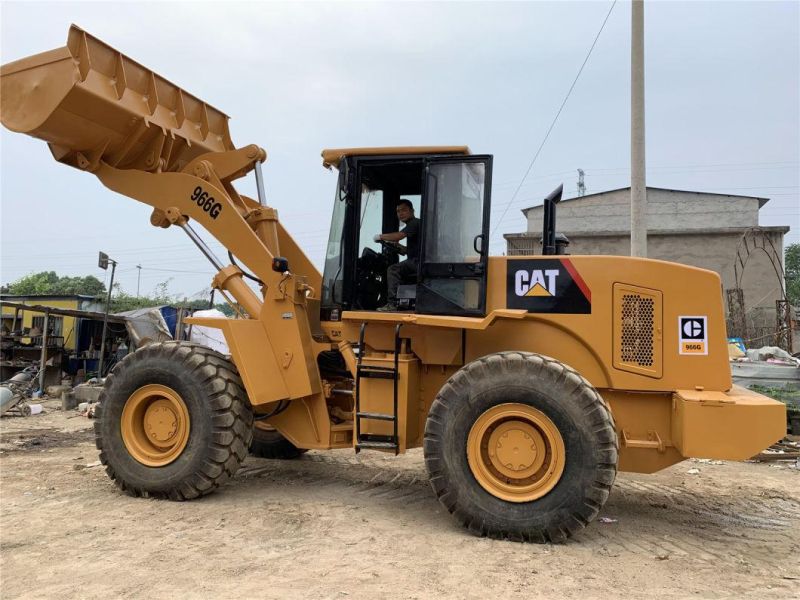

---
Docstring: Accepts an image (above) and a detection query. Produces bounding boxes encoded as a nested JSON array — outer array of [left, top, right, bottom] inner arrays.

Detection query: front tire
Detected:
[[423, 351, 618, 542], [95, 342, 253, 500]]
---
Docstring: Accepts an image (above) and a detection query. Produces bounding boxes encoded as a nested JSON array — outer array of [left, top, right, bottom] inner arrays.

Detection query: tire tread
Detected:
[[423, 351, 619, 542], [95, 341, 252, 501]]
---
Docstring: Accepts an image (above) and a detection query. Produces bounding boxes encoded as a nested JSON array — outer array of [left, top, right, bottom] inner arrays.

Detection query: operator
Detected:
[[374, 199, 420, 312]]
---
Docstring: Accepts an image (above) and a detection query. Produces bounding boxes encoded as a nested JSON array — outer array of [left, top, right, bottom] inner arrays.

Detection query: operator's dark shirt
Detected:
[[402, 217, 420, 261]]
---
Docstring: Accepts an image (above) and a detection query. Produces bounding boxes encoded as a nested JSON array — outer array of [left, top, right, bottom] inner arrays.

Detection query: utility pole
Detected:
[[631, 0, 647, 257], [136, 264, 142, 297], [38, 310, 49, 393], [98, 252, 117, 379]]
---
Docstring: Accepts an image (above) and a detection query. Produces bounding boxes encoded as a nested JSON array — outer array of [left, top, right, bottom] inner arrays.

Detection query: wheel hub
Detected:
[[121, 384, 190, 467], [144, 400, 180, 447], [467, 403, 565, 503], [488, 421, 546, 479]]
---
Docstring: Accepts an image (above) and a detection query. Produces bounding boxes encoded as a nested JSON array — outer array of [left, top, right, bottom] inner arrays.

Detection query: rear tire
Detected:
[[423, 351, 618, 542], [95, 342, 253, 500], [249, 423, 307, 459]]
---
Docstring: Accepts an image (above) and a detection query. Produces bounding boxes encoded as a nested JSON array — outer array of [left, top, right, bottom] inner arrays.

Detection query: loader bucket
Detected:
[[0, 25, 234, 173]]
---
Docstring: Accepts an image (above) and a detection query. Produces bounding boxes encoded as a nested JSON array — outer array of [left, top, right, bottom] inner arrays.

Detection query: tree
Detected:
[[214, 303, 236, 317], [2, 271, 105, 296], [786, 243, 800, 306], [3, 271, 233, 315], [108, 280, 217, 312]]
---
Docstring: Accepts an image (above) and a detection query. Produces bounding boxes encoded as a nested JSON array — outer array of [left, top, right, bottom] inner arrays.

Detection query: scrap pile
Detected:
[[0, 366, 42, 417], [752, 438, 800, 464], [729, 341, 800, 436]]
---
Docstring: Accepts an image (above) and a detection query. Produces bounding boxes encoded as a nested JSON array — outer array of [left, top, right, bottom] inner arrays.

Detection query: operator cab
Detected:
[[320, 147, 492, 319]]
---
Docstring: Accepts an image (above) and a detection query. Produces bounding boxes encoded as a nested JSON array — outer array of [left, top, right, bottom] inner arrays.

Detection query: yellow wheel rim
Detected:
[[121, 384, 190, 467], [467, 403, 565, 503]]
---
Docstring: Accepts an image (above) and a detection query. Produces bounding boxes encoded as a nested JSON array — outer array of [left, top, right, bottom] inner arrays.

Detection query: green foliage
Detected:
[[3, 271, 232, 316], [786, 243, 800, 306], [108, 282, 175, 312], [749, 384, 800, 412], [214, 303, 236, 317], [109, 280, 215, 313], [2, 271, 106, 297]]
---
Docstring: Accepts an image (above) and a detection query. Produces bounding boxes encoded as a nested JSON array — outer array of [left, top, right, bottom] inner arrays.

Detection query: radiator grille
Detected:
[[620, 294, 654, 367], [613, 283, 662, 378]]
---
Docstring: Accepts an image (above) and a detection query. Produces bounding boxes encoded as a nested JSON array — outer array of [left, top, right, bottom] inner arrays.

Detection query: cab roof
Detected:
[[321, 146, 470, 169]]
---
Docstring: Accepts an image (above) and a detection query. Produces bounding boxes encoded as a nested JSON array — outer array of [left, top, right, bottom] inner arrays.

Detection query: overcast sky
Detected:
[[1, 1, 798, 299]]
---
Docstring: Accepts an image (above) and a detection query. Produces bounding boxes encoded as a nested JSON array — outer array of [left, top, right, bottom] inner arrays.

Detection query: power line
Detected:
[[491, 0, 617, 236], [488, 160, 799, 191], [135, 266, 214, 275], [495, 181, 800, 213], [585, 160, 798, 172]]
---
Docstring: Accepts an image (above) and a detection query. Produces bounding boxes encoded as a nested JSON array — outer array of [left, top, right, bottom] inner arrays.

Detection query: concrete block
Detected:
[[73, 384, 103, 404], [47, 385, 71, 398], [61, 391, 77, 411]]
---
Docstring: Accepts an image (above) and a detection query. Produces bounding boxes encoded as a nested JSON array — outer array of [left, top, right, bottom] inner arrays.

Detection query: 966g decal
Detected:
[[190, 186, 223, 220]]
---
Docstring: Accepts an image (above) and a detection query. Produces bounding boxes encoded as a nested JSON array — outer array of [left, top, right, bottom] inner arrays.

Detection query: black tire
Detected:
[[423, 351, 618, 542], [94, 341, 253, 500], [249, 423, 307, 459]]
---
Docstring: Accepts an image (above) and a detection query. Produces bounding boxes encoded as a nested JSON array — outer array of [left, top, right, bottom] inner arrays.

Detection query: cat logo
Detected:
[[506, 259, 591, 314], [514, 269, 559, 297], [678, 316, 708, 355]]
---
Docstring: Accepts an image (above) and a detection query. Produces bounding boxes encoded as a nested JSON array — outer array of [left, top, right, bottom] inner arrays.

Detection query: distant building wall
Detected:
[[516, 229, 784, 312], [506, 188, 790, 344], [0, 295, 100, 351], [523, 188, 762, 234]]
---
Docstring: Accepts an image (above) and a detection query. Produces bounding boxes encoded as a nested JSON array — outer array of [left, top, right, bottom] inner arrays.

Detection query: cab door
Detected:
[[416, 156, 492, 316]]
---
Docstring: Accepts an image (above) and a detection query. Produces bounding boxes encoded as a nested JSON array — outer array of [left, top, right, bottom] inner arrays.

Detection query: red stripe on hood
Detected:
[[561, 259, 591, 302]]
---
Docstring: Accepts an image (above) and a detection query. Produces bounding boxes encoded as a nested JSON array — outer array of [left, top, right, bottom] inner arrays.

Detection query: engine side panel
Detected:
[[482, 256, 732, 393]]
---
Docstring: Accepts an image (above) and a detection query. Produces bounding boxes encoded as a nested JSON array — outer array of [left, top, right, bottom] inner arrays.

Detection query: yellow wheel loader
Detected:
[[1, 27, 786, 542]]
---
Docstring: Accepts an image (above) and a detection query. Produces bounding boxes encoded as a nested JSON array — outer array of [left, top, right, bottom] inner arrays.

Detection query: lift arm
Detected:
[[1, 26, 327, 427]]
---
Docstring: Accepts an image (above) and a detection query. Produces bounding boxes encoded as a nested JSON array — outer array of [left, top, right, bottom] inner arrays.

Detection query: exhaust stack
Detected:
[[541, 184, 563, 256]]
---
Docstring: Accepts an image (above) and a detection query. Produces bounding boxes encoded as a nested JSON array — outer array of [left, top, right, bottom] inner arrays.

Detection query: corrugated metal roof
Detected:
[[0, 294, 99, 301]]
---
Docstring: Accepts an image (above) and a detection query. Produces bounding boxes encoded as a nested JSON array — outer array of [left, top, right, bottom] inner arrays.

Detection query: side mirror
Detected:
[[338, 158, 351, 200]]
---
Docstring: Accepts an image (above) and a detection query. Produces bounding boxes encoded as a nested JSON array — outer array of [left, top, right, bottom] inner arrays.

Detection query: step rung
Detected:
[[356, 440, 398, 450], [357, 368, 396, 380], [356, 412, 395, 422]]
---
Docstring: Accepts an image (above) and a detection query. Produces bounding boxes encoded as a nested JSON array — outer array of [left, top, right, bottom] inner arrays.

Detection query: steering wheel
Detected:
[[356, 247, 388, 309], [378, 239, 406, 256]]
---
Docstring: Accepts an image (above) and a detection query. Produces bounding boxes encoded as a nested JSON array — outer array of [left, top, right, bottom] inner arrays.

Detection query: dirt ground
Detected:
[[1, 399, 798, 599]]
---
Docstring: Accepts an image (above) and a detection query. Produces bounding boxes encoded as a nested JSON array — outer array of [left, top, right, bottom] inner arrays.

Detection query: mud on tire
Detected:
[[95, 341, 253, 500], [423, 351, 618, 542]]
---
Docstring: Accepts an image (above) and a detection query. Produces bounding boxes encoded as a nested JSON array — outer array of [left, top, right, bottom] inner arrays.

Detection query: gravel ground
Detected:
[[1, 398, 798, 599]]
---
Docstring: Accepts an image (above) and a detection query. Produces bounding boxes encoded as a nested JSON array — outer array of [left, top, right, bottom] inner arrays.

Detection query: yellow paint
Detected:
[[121, 384, 190, 467], [0, 27, 786, 479], [672, 386, 786, 461], [467, 403, 565, 502], [321, 146, 470, 169], [525, 282, 552, 297]]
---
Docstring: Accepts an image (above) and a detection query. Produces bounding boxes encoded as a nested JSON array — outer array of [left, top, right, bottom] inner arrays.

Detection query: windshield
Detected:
[[359, 185, 384, 255], [321, 179, 347, 307]]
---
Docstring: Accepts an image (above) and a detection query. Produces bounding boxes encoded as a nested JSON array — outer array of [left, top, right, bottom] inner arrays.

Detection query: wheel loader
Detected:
[[0, 27, 786, 542]]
